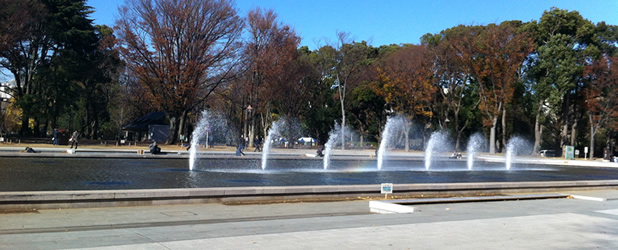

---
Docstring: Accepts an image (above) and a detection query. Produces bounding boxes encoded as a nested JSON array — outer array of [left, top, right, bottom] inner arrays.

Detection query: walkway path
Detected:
[[1, 189, 617, 249]]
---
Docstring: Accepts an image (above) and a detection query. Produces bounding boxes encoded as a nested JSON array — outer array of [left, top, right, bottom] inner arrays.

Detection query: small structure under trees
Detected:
[[121, 112, 168, 142]]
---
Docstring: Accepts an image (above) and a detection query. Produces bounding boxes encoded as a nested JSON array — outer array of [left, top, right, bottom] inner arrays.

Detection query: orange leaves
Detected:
[[584, 54, 618, 131], [450, 23, 534, 120], [244, 7, 302, 116], [374, 45, 437, 119]]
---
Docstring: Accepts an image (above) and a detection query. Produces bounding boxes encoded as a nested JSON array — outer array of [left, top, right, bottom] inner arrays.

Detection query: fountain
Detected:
[[424, 131, 450, 170], [261, 120, 284, 170], [322, 123, 358, 169], [4, 155, 618, 191], [323, 122, 342, 170], [505, 136, 528, 170], [377, 115, 408, 170], [466, 132, 485, 170], [4, 125, 617, 192], [189, 110, 210, 171]]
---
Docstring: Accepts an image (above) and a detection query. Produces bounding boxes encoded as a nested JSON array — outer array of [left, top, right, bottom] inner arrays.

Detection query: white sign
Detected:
[[381, 183, 393, 194], [585, 147, 588, 153]]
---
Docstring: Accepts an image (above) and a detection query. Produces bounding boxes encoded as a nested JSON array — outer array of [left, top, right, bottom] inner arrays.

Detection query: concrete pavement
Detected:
[[0, 189, 617, 249]]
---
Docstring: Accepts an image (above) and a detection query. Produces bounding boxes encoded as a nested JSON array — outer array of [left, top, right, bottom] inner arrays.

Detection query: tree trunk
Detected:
[[570, 117, 577, 147], [92, 119, 99, 140], [533, 110, 542, 156], [454, 113, 460, 152], [261, 112, 268, 146], [20, 118, 30, 136], [402, 119, 410, 151], [33, 120, 40, 137], [404, 128, 410, 152], [52, 101, 59, 131], [166, 115, 179, 145], [589, 114, 594, 160], [489, 116, 498, 154], [502, 107, 507, 152], [360, 135, 364, 148], [560, 94, 570, 153], [249, 117, 255, 148], [337, 74, 346, 150], [455, 132, 462, 153], [178, 110, 188, 144], [340, 97, 346, 150], [561, 122, 568, 155]]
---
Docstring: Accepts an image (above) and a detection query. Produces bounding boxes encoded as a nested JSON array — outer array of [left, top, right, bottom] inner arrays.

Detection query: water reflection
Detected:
[[0, 157, 617, 191]]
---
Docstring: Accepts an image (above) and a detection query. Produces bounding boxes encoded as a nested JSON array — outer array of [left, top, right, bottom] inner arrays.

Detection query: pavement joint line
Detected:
[[0, 211, 369, 235], [375, 194, 571, 205]]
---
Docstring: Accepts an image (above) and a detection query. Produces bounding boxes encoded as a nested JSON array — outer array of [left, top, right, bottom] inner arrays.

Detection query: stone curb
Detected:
[[2, 180, 617, 210]]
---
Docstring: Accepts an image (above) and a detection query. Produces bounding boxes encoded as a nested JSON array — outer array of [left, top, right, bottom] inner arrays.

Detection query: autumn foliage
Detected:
[[1, 3, 616, 157], [374, 45, 436, 120], [116, 0, 243, 144]]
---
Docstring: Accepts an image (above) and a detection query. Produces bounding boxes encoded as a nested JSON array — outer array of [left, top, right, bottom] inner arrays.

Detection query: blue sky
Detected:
[[87, 0, 618, 50], [2, 1, 615, 82]]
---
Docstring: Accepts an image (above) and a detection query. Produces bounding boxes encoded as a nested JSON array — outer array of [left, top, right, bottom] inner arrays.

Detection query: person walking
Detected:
[[52, 128, 59, 145], [69, 130, 79, 149], [236, 136, 246, 156], [254, 137, 262, 152]]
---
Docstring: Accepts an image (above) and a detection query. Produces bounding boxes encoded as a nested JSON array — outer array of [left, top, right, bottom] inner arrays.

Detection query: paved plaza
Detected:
[[0, 189, 616, 249]]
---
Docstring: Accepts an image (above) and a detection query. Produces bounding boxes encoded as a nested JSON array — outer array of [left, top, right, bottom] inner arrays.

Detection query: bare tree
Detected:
[[333, 32, 371, 149], [116, 0, 243, 144], [244, 8, 300, 146]]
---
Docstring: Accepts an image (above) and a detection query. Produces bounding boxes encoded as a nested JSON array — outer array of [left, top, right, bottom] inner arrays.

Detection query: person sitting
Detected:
[[316, 146, 325, 157], [149, 141, 161, 155], [450, 151, 462, 159]]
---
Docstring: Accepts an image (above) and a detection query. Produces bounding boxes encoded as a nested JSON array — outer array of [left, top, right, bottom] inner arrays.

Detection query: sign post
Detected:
[[565, 146, 574, 160], [584, 147, 589, 160], [381, 183, 393, 199]]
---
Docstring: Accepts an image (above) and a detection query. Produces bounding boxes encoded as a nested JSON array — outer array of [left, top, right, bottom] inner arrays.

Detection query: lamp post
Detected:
[[247, 105, 253, 147], [205, 105, 210, 148], [244, 105, 253, 142]]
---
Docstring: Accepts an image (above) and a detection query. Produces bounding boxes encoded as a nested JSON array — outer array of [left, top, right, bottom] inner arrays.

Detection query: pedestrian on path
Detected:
[[52, 128, 59, 145], [254, 137, 262, 152], [236, 136, 246, 156], [69, 131, 79, 149]]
